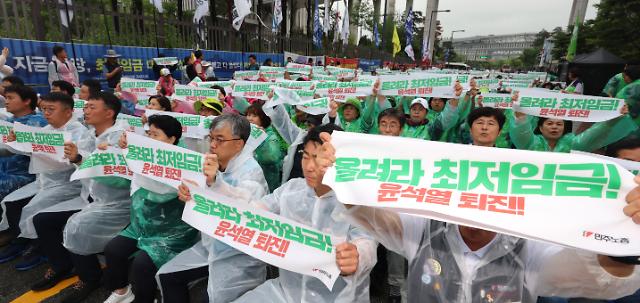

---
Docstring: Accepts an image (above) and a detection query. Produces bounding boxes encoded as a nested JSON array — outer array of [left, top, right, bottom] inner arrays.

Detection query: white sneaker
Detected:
[[104, 285, 135, 303]]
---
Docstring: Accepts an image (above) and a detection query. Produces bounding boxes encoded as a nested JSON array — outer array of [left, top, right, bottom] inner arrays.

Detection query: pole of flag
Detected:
[[62, 0, 79, 70], [152, 7, 161, 57], [101, 3, 113, 48]]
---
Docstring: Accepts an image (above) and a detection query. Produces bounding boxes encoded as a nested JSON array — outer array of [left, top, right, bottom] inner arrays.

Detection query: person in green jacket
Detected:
[[337, 96, 377, 133], [396, 95, 448, 123], [246, 102, 288, 192], [615, 65, 640, 129], [103, 115, 199, 303], [509, 104, 637, 153], [397, 97, 461, 140]]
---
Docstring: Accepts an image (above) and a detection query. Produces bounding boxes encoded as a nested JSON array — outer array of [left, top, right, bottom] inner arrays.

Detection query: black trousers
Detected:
[[32, 210, 103, 283], [104, 235, 158, 303], [158, 266, 208, 303], [4, 197, 32, 240]]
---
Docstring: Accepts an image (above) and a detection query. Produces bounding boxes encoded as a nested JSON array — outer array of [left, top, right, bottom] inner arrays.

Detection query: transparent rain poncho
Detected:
[[509, 113, 638, 153], [346, 207, 640, 303], [157, 148, 270, 303], [2, 119, 94, 239], [263, 103, 307, 184], [616, 78, 640, 129], [254, 125, 287, 192], [234, 178, 378, 303], [62, 125, 133, 255]]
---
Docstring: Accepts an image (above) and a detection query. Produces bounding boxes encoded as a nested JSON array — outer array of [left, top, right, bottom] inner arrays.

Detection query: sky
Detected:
[[393, 0, 600, 39]]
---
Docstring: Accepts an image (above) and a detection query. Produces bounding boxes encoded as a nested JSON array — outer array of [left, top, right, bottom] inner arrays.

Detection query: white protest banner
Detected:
[[476, 78, 500, 91], [190, 80, 233, 95], [173, 85, 220, 103], [117, 114, 145, 135], [73, 99, 86, 116], [245, 123, 268, 151], [312, 74, 338, 81], [232, 81, 272, 100], [233, 70, 260, 81], [10, 122, 70, 162], [263, 87, 301, 108], [145, 109, 208, 139], [296, 97, 331, 115], [326, 66, 355, 79], [71, 147, 133, 181], [261, 72, 285, 82], [275, 79, 315, 90], [572, 151, 640, 176], [315, 81, 374, 102], [312, 66, 328, 75], [293, 89, 316, 100], [286, 63, 312, 75], [322, 131, 640, 256], [379, 74, 455, 98], [514, 89, 624, 122], [284, 51, 325, 66], [153, 57, 179, 66], [120, 77, 158, 96], [479, 93, 514, 109], [0, 120, 13, 144], [502, 81, 533, 90], [259, 66, 286, 74], [182, 185, 340, 289], [124, 132, 206, 189]]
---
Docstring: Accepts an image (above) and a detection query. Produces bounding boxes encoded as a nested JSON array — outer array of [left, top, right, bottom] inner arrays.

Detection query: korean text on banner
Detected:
[[322, 131, 640, 256], [120, 77, 158, 96], [315, 81, 374, 102], [479, 93, 514, 109], [172, 85, 220, 104], [124, 132, 206, 189], [232, 81, 273, 101], [182, 185, 340, 289], [379, 74, 456, 98], [0, 120, 14, 144], [71, 147, 133, 181], [117, 114, 145, 135], [145, 109, 208, 139], [296, 97, 331, 115], [9, 122, 71, 162], [514, 89, 624, 122]]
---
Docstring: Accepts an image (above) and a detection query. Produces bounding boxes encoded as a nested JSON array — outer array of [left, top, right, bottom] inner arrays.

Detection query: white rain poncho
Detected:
[[157, 147, 270, 303], [0, 119, 93, 238], [62, 124, 132, 255], [347, 208, 640, 302], [263, 104, 307, 183], [234, 178, 378, 303]]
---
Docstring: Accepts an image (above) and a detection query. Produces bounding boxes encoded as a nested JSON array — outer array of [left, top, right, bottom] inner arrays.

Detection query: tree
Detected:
[[589, 0, 640, 60]]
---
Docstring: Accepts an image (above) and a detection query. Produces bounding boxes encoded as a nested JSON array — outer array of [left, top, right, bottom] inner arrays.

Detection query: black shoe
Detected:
[[60, 280, 101, 303], [0, 231, 14, 247], [31, 268, 74, 291], [15, 244, 46, 271]]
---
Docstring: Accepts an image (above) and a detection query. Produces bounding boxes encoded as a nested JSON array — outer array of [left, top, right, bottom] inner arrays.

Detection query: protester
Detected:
[[51, 80, 75, 96], [615, 65, 640, 129], [184, 54, 197, 82], [158, 114, 269, 303], [0, 85, 47, 205], [193, 50, 206, 80], [247, 54, 259, 70], [229, 124, 377, 302], [263, 58, 273, 67], [103, 115, 199, 303], [246, 102, 288, 192], [194, 97, 224, 117], [47, 46, 79, 87], [0, 92, 91, 271], [562, 68, 584, 94], [151, 54, 178, 79], [78, 79, 102, 101], [314, 108, 640, 302], [30, 92, 129, 303], [103, 49, 123, 90], [157, 68, 179, 96]]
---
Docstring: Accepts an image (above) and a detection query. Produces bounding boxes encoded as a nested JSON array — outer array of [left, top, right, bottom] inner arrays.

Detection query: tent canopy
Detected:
[[572, 48, 626, 64]]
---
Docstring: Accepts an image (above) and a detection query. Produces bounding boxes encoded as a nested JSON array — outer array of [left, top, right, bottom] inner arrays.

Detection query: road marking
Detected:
[[10, 275, 79, 303]]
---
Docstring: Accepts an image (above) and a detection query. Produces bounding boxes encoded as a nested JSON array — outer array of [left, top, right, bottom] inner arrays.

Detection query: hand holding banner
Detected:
[[124, 132, 206, 189], [322, 131, 640, 256], [0, 120, 13, 144], [182, 184, 341, 290], [378, 74, 456, 98]]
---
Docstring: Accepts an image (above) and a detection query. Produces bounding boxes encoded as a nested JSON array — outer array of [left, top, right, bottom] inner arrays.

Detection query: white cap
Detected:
[[160, 68, 171, 76], [410, 98, 429, 109]]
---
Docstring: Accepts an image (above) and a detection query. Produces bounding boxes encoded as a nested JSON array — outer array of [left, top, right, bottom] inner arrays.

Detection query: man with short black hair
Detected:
[[51, 80, 75, 96], [30, 92, 130, 303], [247, 54, 259, 70], [466, 107, 506, 147], [47, 46, 79, 87], [0, 76, 25, 106], [0, 92, 92, 270]]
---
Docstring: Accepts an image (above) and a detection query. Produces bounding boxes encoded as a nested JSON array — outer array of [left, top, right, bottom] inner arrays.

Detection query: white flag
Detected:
[[59, 0, 73, 28], [149, 0, 163, 13], [324, 0, 330, 34], [340, 0, 350, 45], [405, 44, 415, 61], [193, 0, 209, 23], [273, 0, 283, 32], [232, 0, 252, 31], [333, 12, 341, 43]]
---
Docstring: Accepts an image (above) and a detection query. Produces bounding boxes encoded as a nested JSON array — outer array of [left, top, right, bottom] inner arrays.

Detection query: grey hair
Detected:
[[210, 113, 250, 142]]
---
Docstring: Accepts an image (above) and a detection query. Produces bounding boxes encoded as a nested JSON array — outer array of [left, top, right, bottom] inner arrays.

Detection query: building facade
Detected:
[[451, 33, 537, 61]]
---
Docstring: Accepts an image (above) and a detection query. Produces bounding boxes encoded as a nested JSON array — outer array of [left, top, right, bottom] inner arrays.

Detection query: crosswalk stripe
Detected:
[[10, 275, 79, 303]]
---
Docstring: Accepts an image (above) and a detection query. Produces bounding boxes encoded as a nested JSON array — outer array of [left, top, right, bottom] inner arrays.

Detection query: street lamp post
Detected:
[[425, 9, 450, 65], [448, 29, 465, 62]]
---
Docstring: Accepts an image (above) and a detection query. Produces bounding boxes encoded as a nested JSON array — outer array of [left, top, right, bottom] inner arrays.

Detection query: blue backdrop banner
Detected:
[[0, 38, 283, 92]]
